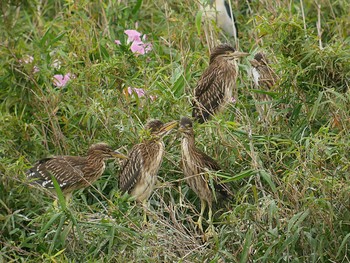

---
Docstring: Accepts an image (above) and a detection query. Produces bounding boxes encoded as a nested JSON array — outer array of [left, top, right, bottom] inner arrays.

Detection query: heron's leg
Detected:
[[195, 199, 206, 232], [53, 192, 72, 211], [178, 184, 183, 207], [204, 205, 216, 241], [208, 205, 213, 226], [142, 200, 149, 225], [53, 199, 59, 211], [65, 192, 73, 206]]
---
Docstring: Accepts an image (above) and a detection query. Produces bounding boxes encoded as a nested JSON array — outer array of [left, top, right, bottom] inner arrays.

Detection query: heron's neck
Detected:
[[182, 133, 196, 148]]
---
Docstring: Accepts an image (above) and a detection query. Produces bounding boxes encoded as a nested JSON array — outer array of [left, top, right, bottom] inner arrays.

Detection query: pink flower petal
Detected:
[[53, 73, 72, 87], [114, 39, 121, 45], [130, 41, 145, 55], [134, 88, 146, 97], [124, 30, 142, 43], [127, 87, 146, 98]]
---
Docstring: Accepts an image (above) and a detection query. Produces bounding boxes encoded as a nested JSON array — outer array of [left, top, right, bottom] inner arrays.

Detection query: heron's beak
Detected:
[[234, 51, 249, 58], [159, 120, 178, 136], [112, 151, 128, 159]]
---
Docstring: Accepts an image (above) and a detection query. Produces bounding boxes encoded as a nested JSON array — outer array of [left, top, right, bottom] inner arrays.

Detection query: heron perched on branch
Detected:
[[26, 143, 127, 202], [192, 44, 248, 123], [179, 117, 232, 237], [119, 119, 177, 221]]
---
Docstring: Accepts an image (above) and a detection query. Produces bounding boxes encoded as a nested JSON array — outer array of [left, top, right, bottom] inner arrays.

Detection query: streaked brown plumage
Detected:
[[250, 52, 277, 91], [192, 44, 248, 123], [26, 143, 127, 196], [179, 117, 231, 233], [119, 120, 177, 203], [250, 52, 278, 122]]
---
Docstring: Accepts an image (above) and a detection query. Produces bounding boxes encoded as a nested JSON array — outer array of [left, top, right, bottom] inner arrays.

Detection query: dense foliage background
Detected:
[[1, 0, 349, 261]]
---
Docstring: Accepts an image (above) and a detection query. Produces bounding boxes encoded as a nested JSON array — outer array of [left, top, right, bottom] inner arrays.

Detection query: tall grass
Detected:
[[1, 0, 349, 261]]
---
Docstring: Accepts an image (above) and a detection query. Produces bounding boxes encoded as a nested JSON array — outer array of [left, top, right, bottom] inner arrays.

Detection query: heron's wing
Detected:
[[26, 156, 86, 189], [119, 144, 143, 193], [258, 65, 278, 90], [192, 64, 227, 123]]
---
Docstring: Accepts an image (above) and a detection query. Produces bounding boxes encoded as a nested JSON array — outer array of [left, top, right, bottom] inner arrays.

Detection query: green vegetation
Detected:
[[1, 0, 349, 261]]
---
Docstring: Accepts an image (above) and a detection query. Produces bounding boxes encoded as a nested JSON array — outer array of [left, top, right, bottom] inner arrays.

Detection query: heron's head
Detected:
[[250, 52, 269, 67], [178, 117, 194, 136], [88, 143, 128, 159], [210, 44, 249, 64], [145, 119, 178, 138]]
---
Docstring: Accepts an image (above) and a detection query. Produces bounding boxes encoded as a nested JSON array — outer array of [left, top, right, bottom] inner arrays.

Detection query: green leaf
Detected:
[[336, 232, 350, 258], [221, 169, 256, 183], [195, 10, 203, 36], [132, 0, 143, 14], [260, 170, 277, 193], [287, 209, 310, 232], [240, 228, 253, 263], [51, 175, 66, 210]]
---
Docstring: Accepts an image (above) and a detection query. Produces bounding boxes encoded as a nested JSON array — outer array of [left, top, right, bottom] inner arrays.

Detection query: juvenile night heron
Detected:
[[250, 52, 278, 122], [192, 44, 248, 123], [250, 52, 277, 91], [119, 120, 177, 220], [26, 143, 128, 201], [179, 117, 231, 235]]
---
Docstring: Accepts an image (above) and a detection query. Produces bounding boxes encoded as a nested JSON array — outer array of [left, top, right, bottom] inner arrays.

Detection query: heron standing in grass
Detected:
[[192, 44, 248, 123], [179, 117, 232, 237], [250, 52, 278, 122], [26, 143, 128, 203], [119, 119, 177, 222]]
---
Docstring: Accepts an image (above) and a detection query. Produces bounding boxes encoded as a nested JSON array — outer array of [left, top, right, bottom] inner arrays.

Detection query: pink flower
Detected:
[[230, 97, 236, 103], [130, 40, 152, 56], [120, 29, 152, 55], [130, 41, 145, 55], [124, 30, 142, 43], [53, 73, 73, 87], [128, 87, 146, 98], [114, 39, 121, 45]]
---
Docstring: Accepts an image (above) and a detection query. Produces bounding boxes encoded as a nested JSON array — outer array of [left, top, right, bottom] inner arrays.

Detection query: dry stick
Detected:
[[227, 0, 239, 50], [300, 0, 307, 33], [316, 2, 323, 50]]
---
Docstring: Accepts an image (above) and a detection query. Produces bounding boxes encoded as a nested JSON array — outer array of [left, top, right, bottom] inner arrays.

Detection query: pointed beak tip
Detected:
[[164, 120, 178, 130], [113, 151, 128, 159]]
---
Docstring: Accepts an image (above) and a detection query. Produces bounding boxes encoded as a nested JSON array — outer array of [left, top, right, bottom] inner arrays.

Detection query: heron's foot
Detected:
[[202, 224, 216, 242], [194, 216, 204, 233], [52, 199, 59, 211]]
